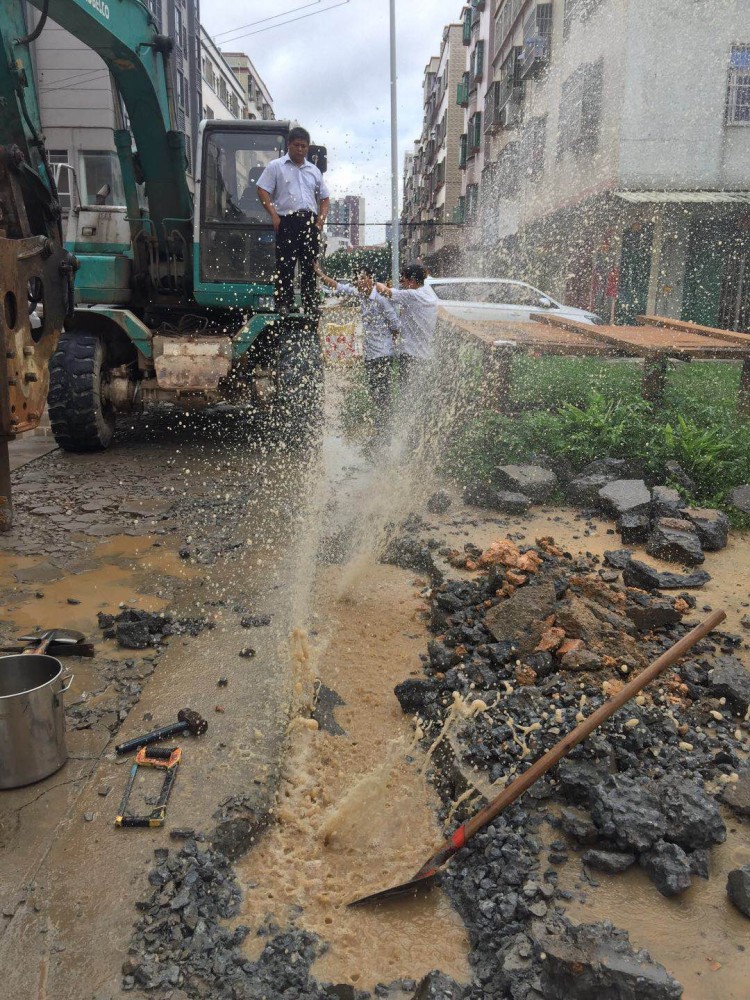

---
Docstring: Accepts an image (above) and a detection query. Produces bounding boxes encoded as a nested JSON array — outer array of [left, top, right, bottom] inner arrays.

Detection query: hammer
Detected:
[[115, 709, 208, 756]]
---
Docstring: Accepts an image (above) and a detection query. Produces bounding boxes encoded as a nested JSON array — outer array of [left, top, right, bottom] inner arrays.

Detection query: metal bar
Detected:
[[0, 438, 11, 531], [389, 0, 400, 285]]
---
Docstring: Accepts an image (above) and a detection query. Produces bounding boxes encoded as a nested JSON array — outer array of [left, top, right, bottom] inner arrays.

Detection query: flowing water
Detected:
[[235, 397, 471, 989], [237, 561, 470, 990]]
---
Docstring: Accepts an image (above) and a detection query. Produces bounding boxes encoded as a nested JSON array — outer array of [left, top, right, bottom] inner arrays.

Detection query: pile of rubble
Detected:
[[463, 458, 743, 563], [98, 608, 214, 650], [393, 529, 750, 999]]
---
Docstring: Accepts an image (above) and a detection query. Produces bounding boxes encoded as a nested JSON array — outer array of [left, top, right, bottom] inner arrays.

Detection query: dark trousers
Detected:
[[275, 211, 320, 317], [364, 357, 393, 430], [396, 355, 424, 394]]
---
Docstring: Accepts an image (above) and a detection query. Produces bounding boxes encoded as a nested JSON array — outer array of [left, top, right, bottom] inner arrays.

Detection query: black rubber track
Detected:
[[48, 332, 115, 452]]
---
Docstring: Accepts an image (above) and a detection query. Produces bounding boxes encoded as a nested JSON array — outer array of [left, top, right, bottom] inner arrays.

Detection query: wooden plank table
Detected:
[[438, 309, 750, 413]]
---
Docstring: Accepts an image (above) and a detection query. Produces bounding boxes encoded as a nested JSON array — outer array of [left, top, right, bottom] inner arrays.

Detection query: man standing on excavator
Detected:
[[257, 126, 330, 319]]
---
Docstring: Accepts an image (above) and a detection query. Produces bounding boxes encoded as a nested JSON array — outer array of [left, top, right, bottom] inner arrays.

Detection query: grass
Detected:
[[433, 353, 750, 514]]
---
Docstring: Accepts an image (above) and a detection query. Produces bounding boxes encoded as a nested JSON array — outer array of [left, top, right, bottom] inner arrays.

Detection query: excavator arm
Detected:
[[23, 0, 194, 263]]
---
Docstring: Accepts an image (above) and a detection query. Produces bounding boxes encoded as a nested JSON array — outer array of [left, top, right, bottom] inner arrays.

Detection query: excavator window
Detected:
[[200, 129, 285, 286]]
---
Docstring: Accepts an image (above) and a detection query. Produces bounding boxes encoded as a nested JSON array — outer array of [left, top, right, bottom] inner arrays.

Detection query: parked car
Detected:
[[426, 277, 605, 325]]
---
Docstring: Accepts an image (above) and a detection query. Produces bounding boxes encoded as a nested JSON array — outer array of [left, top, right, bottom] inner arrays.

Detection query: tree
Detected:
[[324, 244, 393, 282]]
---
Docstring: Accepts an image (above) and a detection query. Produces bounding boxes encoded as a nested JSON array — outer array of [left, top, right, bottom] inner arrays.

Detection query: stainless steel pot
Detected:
[[0, 653, 73, 789]]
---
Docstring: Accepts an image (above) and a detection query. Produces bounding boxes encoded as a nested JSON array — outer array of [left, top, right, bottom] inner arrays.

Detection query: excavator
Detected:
[[0, 0, 327, 529]]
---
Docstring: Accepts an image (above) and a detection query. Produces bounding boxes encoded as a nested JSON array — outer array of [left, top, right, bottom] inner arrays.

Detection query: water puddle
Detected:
[[561, 836, 750, 1000], [238, 562, 470, 990]]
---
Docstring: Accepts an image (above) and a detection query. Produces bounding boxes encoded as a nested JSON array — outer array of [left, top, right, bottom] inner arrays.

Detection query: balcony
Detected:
[[486, 48, 523, 132], [470, 40, 485, 86], [462, 7, 472, 45], [457, 71, 470, 108], [519, 3, 552, 80]]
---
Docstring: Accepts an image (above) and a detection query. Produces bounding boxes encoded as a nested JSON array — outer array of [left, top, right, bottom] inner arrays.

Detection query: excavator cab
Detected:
[[194, 119, 326, 313]]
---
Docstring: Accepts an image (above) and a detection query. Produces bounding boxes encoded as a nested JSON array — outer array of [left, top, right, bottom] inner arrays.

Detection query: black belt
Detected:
[[281, 210, 315, 218]]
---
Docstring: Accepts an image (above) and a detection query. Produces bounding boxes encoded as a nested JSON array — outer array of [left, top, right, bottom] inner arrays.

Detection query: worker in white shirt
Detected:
[[315, 263, 401, 428], [257, 126, 330, 318], [375, 264, 439, 389]]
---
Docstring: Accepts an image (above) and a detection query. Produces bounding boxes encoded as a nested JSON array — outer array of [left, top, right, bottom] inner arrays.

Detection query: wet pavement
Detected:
[[0, 383, 748, 999]]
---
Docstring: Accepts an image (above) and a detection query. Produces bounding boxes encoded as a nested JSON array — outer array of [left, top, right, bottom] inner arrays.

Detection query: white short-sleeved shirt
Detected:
[[386, 285, 439, 360], [256, 153, 330, 216], [337, 282, 401, 360]]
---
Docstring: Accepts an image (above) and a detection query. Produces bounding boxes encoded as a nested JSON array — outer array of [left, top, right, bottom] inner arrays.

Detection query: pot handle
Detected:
[[59, 672, 74, 693]]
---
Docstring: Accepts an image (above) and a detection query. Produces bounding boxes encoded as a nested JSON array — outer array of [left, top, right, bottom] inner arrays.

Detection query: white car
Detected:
[[426, 277, 604, 326]]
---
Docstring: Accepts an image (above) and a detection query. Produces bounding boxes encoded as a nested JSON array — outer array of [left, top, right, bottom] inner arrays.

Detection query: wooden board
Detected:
[[637, 315, 750, 347]]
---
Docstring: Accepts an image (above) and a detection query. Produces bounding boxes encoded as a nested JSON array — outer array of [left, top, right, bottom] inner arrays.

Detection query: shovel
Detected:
[[7, 628, 89, 656], [348, 609, 726, 907]]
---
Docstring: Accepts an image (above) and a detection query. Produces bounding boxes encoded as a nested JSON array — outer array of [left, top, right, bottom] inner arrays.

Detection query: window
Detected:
[[519, 3, 552, 79], [177, 70, 187, 109], [457, 70, 470, 107], [727, 45, 750, 125], [79, 150, 126, 207], [494, 0, 523, 53], [200, 129, 286, 284], [469, 112, 483, 151], [471, 40, 485, 84], [558, 59, 604, 156], [459, 133, 468, 168], [49, 150, 72, 213], [175, 7, 183, 49], [462, 6, 472, 45]]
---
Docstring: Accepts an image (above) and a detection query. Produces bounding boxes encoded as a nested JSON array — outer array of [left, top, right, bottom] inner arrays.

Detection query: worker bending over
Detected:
[[375, 264, 438, 390]]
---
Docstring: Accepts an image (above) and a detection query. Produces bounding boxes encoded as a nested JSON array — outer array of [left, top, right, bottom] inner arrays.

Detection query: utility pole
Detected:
[[389, 0, 400, 286]]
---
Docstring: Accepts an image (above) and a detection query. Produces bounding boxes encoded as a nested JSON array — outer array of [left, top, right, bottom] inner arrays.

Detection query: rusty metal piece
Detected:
[[0, 438, 11, 531], [0, 234, 67, 437]]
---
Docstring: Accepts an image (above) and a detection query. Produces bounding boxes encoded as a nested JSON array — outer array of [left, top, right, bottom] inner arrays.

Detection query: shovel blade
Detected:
[[347, 872, 437, 908], [19, 628, 86, 644]]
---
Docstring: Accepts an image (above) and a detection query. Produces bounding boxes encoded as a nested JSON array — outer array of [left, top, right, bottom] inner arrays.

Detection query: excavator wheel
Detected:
[[48, 332, 116, 452], [271, 317, 324, 448]]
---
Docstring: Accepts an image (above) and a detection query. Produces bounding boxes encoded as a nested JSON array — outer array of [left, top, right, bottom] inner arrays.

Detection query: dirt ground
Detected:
[[0, 386, 748, 999]]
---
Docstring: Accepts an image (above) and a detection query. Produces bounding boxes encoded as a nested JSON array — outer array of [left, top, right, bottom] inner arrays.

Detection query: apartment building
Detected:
[[457, 0, 497, 248], [201, 28, 246, 120], [401, 23, 466, 271], [30, 0, 202, 206], [463, 0, 750, 329], [329, 196, 366, 247], [223, 52, 274, 120]]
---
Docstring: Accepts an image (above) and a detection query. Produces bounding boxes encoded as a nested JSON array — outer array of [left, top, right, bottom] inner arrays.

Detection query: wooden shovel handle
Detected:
[[415, 609, 726, 878]]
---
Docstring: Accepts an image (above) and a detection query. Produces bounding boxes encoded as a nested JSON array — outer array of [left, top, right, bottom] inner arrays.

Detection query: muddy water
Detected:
[[0, 534, 197, 639], [562, 836, 750, 1000], [238, 562, 470, 990]]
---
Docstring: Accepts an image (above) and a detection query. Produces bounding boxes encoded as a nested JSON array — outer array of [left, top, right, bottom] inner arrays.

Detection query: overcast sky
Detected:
[[202, 0, 464, 243]]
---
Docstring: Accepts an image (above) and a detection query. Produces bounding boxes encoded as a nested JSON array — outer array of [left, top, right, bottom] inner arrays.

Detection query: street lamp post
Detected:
[[389, 0, 400, 286]]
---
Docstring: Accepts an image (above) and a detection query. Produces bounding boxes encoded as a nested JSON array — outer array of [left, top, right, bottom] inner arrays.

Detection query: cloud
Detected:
[[202, 0, 464, 242]]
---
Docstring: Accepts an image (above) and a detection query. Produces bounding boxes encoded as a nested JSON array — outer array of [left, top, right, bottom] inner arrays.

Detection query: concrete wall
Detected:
[[620, 0, 750, 191]]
